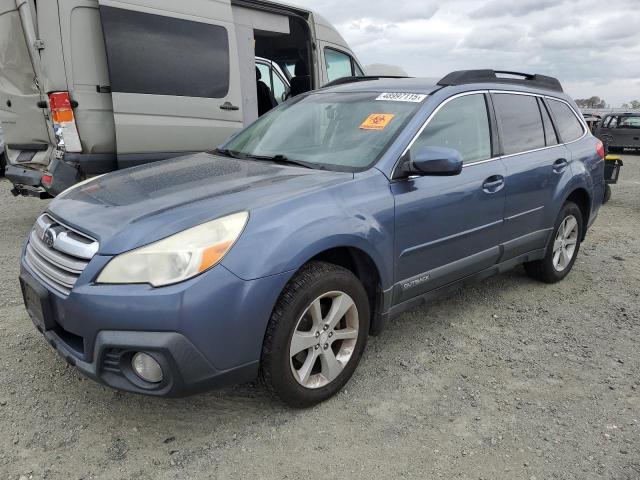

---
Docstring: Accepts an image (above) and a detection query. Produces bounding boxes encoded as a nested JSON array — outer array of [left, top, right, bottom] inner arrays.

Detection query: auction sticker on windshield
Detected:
[[360, 113, 396, 130], [376, 93, 428, 103]]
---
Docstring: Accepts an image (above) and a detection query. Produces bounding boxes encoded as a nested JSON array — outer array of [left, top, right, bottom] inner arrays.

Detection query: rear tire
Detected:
[[0, 152, 5, 177], [260, 261, 370, 408], [603, 184, 612, 204], [524, 202, 583, 284]]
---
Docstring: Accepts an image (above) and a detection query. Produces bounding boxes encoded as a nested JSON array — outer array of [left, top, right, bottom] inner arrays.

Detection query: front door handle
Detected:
[[553, 158, 570, 173], [220, 102, 240, 111], [482, 175, 505, 193]]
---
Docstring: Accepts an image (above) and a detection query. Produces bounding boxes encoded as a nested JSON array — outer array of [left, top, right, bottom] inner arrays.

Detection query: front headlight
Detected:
[[97, 212, 249, 287]]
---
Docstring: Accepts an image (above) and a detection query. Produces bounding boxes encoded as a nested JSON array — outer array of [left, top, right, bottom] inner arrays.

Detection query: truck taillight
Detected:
[[48, 92, 82, 153], [596, 141, 605, 160]]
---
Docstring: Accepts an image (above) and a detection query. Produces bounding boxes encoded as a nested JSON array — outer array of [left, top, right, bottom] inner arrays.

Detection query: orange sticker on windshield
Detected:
[[359, 113, 395, 130]]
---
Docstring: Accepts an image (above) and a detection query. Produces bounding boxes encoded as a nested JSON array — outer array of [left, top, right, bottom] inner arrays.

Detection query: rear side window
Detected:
[[538, 99, 558, 146], [547, 99, 584, 143], [411, 94, 491, 164], [493, 93, 545, 155], [100, 7, 230, 98]]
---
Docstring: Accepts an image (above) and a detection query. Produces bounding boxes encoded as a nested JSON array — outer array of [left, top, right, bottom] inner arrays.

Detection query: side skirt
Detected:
[[383, 248, 546, 322]]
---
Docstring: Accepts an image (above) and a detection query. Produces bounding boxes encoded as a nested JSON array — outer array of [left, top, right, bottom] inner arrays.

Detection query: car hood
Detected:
[[48, 153, 353, 254]]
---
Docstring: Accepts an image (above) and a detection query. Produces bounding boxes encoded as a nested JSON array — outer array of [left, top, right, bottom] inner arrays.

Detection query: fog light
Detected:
[[131, 352, 163, 383]]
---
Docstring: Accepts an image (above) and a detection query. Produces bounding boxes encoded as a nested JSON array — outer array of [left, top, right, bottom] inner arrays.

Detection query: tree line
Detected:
[[574, 96, 640, 109]]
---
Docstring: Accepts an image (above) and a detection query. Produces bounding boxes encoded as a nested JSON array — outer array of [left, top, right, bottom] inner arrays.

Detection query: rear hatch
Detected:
[[0, 0, 54, 172]]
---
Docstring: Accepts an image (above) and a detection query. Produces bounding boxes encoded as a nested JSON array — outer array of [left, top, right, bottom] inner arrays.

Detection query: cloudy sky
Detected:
[[292, 0, 640, 107]]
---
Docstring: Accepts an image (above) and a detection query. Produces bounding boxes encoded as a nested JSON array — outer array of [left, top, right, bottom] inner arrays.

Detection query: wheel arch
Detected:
[[564, 187, 591, 240]]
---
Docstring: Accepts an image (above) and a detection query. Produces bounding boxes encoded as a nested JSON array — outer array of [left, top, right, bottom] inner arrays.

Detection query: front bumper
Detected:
[[20, 257, 292, 397]]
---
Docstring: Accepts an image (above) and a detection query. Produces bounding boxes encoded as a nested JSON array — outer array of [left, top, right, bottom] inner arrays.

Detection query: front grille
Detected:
[[24, 214, 98, 295]]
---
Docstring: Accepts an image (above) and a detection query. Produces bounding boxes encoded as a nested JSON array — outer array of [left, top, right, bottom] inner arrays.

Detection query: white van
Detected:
[[0, 0, 364, 196]]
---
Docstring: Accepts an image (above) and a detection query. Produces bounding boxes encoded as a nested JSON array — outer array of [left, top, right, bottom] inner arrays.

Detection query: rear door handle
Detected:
[[482, 175, 505, 193], [553, 158, 570, 173], [220, 102, 239, 111]]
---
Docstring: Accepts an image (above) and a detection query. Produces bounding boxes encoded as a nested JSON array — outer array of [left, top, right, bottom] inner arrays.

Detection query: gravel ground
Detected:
[[0, 155, 639, 480]]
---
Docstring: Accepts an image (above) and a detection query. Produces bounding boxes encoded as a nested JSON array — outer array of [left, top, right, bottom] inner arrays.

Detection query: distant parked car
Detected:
[[594, 113, 640, 152], [19, 70, 605, 407], [582, 113, 601, 132]]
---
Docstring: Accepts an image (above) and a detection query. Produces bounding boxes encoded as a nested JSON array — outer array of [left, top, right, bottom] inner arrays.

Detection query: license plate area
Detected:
[[20, 275, 56, 331]]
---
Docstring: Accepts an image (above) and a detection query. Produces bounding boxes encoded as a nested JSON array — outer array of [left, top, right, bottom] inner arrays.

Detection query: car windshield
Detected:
[[222, 91, 424, 171]]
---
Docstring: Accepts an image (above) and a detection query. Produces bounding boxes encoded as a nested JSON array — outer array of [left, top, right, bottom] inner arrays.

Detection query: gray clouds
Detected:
[[292, 0, 640, 106]]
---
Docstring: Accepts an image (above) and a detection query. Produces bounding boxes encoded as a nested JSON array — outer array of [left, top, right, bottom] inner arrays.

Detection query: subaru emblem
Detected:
[[43, 228, 56, 248]]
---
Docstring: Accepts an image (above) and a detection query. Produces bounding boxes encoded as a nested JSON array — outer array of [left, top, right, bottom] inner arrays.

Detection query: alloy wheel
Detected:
[[552, 215, 579, 272], [289, 291, 359, 389]]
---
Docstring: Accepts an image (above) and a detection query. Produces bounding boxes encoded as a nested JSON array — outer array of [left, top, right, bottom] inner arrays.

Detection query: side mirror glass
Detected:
[[404, 146, 463, 176]]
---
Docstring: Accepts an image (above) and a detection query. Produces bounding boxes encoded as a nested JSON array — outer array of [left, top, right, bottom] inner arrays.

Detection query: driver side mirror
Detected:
[[401, 146, 463, 177]]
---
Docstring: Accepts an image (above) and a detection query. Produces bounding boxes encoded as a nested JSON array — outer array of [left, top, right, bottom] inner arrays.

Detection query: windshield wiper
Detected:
[[214, 148, 241, 158], [243, 153, 317, 170]]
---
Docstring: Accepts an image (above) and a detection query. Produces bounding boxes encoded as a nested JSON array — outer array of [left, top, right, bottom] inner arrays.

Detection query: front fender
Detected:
[[221, 170, 395, 290]]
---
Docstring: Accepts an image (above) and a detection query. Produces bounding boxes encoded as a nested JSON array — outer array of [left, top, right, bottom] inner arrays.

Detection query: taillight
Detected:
[[48, 92, 82, 153], [41, 174, 53, 187], [596, 141, 605, 160]]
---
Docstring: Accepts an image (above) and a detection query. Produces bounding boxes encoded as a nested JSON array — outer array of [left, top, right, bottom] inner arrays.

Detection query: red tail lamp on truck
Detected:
[[48, 92, 82, 153]]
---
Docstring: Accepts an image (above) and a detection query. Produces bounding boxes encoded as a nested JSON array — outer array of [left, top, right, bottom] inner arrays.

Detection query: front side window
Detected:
[[325, 48, 356, 82], [493, 93, 545, 155], [100, 7, 230, 98], [411, 94, 491, 164], [547, 99, 585, 143], [223, 92, 423, 171]]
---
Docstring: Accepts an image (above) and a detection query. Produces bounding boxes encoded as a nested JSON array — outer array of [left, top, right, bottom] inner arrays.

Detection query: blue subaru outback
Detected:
[[20, 70, 605, 407]]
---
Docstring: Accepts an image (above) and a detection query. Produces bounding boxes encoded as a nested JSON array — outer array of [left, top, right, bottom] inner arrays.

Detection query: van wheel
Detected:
[[260, 261, 370, 408], [524, 202, 583, 284]]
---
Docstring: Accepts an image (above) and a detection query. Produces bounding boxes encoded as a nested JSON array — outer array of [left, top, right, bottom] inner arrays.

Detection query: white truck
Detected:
[[0, 0, 364, 196]]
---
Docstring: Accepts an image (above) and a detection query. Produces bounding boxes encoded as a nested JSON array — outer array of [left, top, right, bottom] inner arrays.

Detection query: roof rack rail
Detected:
[[323, 75, 411, 88], [437, 70, 563, 92]]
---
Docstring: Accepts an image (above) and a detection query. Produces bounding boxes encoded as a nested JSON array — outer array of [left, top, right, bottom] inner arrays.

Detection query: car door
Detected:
[[492, 92, 575, 260], [392, 92, 506, 304], [97, 0, 243, 167]]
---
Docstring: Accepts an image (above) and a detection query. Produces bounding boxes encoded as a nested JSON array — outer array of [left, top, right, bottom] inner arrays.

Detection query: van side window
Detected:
[[493, 93, 545, 155], [547, 99, 585, 143], [325, 48, 360, 82], [411, 94, 491, 165], [100, 7, 230, 99], [538, 99, 558, 146]]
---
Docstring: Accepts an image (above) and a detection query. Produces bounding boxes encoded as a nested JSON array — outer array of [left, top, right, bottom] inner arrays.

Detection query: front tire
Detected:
[[525, 201, 583, 284], [260, 261, 370, 408]]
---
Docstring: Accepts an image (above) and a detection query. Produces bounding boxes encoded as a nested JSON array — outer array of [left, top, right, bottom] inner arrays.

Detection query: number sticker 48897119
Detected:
[[376, 92, 428, 103]]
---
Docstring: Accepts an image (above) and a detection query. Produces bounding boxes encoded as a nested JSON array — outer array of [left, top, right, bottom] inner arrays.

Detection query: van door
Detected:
[[0, 0, 55, 170], [97, 0, 243, 167]]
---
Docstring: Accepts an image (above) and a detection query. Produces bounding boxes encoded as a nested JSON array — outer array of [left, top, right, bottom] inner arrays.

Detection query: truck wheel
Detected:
[[260, 261, 370, 408], [524, 202, 583, 284]]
